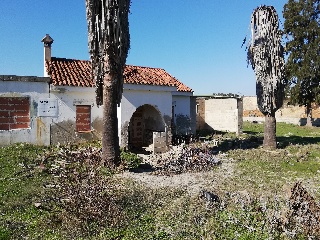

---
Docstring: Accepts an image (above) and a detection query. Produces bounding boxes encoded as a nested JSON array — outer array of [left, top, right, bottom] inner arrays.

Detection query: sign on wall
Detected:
[[38, 98, 58, 117]]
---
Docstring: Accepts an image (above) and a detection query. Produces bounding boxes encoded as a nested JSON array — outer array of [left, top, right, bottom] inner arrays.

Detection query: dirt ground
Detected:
[[117, 143, 320, 202], [118, 145, 235, 196]]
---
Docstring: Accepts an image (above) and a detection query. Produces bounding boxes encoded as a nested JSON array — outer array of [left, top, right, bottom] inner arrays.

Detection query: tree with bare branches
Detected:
[[247, 5, 286, 149], [86, 0, 130, 167]]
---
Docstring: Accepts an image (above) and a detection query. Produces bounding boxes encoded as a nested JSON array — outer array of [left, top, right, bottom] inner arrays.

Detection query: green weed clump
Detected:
[[120, 150, 142, 169]]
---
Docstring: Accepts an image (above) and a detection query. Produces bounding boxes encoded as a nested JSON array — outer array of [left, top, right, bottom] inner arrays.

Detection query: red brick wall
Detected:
[[0, 97, 30, 130], [76, 105, 91, 132]]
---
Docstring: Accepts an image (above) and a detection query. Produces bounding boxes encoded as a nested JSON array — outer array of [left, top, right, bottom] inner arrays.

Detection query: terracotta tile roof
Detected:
[[46, 58, 92, 87], [46, 57, 192, 92]]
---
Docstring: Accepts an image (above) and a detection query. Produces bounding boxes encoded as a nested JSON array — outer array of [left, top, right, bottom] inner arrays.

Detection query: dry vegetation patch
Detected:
[[1, 123, 320, 239]]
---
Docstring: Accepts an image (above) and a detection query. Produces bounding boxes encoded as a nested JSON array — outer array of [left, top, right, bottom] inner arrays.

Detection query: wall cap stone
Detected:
[[0, 75, 51, 83]]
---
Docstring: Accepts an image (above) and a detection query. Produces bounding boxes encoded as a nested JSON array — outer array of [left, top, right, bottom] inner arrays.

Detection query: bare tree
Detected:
[[86, 0, 130, 167], [247, 5, 286, 149]]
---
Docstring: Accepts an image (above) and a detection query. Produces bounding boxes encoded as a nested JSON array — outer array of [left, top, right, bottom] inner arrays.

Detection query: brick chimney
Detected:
[[41, 34, 54, 77]]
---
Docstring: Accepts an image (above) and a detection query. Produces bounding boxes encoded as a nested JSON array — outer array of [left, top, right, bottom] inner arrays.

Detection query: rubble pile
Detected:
[[287, 182, 320, 236], [149, 144, 223, 175], [38, 143, 225, 176]]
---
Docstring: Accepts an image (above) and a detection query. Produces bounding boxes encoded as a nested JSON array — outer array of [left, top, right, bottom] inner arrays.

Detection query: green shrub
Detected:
[[120, 150, 142, 169]]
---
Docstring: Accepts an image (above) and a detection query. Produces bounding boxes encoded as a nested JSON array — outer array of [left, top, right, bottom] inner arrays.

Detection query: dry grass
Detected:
[[1, 122, 320, 239]]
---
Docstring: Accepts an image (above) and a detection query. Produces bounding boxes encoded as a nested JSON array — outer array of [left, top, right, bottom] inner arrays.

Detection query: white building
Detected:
[[0, 75, 51, 145], [0, 34, 195, 151]]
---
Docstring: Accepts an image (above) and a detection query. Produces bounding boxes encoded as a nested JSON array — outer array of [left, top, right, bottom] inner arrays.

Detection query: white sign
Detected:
[[38, 98, 58, 117]]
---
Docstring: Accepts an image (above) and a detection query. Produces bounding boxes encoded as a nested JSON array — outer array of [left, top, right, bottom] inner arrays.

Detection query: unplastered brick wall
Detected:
[[0, 97, 30, 130], [76, 105, 91, 132]]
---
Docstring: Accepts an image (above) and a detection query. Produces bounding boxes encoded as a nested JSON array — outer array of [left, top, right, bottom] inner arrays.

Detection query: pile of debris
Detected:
[[37, 143, 225, 176], [286, 182, 320, 237], [146, 144, 223, 175]]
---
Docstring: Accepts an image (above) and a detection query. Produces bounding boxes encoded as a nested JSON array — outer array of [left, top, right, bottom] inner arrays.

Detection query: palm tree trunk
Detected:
[[264, 113, 277, 149], [306, 104, 313, 127], [102, 73, 120, 168]]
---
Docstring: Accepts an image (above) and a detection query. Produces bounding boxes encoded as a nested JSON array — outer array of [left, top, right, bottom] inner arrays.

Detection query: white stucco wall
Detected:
[[119, 84, 175, 145], [172, 94, 192, 118], [0, 76, 51, 145], [49, 85, 104, 144], [121, 84, 174, 122], [243, 96, 258, 111], [50, 85, 102, 125], [50, 84, 190, 146], [0, 76, 193, 146], [172, 92, 193, 135], [205, 98, 242, 134]]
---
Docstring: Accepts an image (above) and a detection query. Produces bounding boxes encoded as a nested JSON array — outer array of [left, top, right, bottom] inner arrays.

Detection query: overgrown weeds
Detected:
[[1, 123, 320, 239]]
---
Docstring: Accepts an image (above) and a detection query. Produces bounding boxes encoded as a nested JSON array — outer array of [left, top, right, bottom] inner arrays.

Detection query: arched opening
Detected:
[[128, 104, 165, 151]]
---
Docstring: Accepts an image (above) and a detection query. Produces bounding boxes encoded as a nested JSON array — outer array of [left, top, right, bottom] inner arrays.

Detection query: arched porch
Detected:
[[128, 104, 166, 151]]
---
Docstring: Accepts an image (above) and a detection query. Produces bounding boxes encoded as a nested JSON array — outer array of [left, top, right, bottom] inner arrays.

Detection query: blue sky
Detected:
[[0, 0, 287, 96]]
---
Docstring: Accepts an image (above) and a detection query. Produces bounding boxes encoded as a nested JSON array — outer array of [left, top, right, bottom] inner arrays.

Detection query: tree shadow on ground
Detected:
[[218, 136, 263, 151], [129, 147, 153, 155], [129, 163, 154, 173], [218, 134, 320, 151], [243, 130, 263, 135], [277, 136, 320, 148], [299, 118, 320, 127]]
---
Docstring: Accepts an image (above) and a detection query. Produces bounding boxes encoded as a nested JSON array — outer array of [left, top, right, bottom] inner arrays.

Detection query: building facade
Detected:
[[0, 34, 195, 152]]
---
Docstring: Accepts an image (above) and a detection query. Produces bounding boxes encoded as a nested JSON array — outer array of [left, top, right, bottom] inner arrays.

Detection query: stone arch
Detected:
[[128, 104, 166, 150]]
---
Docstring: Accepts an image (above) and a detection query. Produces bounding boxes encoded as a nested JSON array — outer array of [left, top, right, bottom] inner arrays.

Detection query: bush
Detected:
[[120, 150, 142, 169]]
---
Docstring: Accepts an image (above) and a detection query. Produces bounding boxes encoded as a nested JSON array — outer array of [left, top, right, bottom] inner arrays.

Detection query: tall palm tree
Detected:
[[247, 5, 286, 149], [86, 0, 130, 167]]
